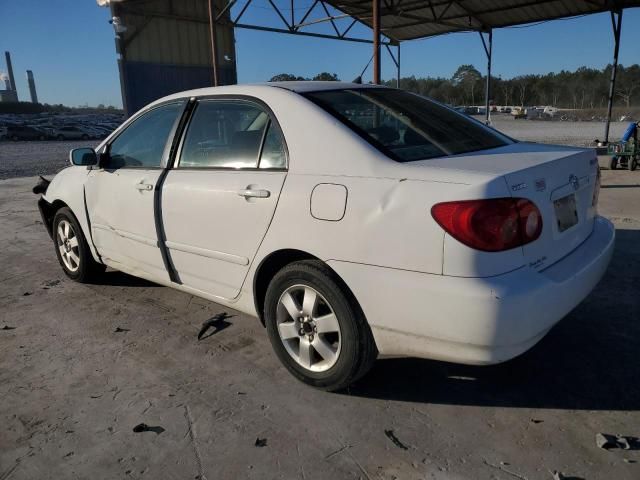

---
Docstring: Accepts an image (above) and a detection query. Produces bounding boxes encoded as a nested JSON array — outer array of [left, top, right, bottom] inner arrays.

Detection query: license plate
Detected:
[[554, 193, 578, 232]]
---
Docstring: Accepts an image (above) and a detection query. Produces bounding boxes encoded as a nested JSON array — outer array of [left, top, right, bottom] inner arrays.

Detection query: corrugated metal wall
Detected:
[[112, 0, 237, 115]]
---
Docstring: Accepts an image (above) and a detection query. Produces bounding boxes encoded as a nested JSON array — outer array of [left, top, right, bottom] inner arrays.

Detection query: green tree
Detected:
[[312, 72, 339, 81], [451, 64, 482, 105], [269, 73, 307, 82]]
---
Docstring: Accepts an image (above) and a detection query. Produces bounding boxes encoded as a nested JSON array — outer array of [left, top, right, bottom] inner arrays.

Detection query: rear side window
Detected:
[[259, 121, 286, 169], [106, 102, 181, 169], [305, 89, 512, 162], [179, 100, 272, 169]]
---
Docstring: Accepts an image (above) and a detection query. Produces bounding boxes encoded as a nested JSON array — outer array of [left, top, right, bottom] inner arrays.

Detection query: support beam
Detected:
[[397, 43, 401, 88], [605, 9, 623, 144], [385, 43, 401, 88], [373, 0, 381, 84], [480, 29, 492, 124], [207, 0, 220, 86]]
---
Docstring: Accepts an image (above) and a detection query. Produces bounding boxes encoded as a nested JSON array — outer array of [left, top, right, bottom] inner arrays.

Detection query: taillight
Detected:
[[592, 168, 601, 207], [431, 198, 543, 252]]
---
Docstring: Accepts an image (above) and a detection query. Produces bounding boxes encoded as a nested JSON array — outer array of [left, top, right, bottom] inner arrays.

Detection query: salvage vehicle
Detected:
[[51, 125, 91, 141], [35, 83, 615, 391]]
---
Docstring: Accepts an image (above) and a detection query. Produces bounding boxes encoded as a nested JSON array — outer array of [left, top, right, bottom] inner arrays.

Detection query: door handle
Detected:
[[135, 182, 154, 191], [237, 188, 270, 199]]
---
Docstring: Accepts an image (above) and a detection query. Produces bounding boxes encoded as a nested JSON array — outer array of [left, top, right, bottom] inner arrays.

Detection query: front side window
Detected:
[[105, 102, 182, 169], [305, 89, 512, 162], [180, 100, 274, 169]]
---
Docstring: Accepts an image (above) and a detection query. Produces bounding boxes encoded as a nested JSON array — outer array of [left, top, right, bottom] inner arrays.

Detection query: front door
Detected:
[[85, 102, 183, 281], [161, 99, 288, 300]]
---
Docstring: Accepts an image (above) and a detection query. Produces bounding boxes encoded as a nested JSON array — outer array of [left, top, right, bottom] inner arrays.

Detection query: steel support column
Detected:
[[373, 0, 381, 84], [208, 0, 220, 86], [397, 43, 401, 87], [605, 9, 623, 144], [480, 29, 493, 125]]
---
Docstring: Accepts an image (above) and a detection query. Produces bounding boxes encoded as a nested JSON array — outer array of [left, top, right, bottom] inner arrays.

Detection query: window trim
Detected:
[[100, 99, 188, 171], [172, 94, 289, 172]]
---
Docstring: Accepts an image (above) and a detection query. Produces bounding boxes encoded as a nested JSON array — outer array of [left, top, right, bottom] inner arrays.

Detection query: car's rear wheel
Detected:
[[629, 155, 638, 171], [57, 134, 64, 141], [53, 207, 104, 282], [609, 156, 618, 170], [264, 260, 377, 391]]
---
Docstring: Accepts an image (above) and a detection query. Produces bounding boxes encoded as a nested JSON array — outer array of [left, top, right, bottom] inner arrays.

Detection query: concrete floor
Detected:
[[1, 171, 639, 480]]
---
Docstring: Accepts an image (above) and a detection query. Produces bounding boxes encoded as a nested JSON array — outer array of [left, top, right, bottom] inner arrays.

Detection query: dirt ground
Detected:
[[1, 169, 639, 480]]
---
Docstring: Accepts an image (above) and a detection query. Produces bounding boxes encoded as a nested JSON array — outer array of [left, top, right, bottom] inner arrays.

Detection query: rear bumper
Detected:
[[328, 216, 615, 365]]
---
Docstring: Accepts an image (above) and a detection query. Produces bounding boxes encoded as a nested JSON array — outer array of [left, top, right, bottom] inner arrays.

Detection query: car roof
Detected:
[[265, 81, 386, 93], [151, 81, 388, 107]]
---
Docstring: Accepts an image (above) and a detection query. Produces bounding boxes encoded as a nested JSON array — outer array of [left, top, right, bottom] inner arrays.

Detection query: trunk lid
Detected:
[[410, 142, 599, 271]]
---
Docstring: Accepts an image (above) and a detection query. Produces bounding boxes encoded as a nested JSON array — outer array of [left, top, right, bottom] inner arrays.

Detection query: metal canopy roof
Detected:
[[324, 0, 640, 42]]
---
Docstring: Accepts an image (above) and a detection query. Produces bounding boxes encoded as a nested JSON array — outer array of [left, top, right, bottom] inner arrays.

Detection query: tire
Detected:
[[629, 156, 638, 171], [38, 135, 46, 141], [264, 260, 377, 391], [81, 134, 89, 140], [57, 135, 64, 141], [52, 207, 105, 282], [609, 156, 618, 170], [11, 135, 18, 142]]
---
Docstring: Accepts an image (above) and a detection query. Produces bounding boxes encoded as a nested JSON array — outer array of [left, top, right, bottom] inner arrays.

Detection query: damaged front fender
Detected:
[[37, 197, 56, 238]]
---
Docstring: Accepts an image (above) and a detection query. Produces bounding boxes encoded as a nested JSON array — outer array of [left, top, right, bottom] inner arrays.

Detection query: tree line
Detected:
[[270, 64, 640, 109]]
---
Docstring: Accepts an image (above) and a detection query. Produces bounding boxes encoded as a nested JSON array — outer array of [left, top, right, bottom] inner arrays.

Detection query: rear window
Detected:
[[304, 89, 512, 162]]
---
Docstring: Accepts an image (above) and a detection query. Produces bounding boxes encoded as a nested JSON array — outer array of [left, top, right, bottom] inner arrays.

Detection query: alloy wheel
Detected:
[[276, 284, 341, 372], [56, 219, 80, 272]]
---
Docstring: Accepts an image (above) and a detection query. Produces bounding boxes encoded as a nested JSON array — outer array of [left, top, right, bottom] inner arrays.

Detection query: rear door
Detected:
[[85, 101, 184, 281], [161, 98, 288, 300]]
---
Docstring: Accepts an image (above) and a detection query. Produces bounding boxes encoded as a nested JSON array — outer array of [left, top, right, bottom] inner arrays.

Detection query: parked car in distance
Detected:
[[36, 82, 615, 391], [51, 125, 90, 140], [4, 125, 47, 141], [512, 107, 527, 119]]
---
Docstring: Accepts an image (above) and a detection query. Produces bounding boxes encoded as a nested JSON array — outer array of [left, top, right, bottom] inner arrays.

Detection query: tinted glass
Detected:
[[259, 121, 286, 169], [180, 101, 268, 169], [305, 89, 512, 162], [106, 102, 181, 168]]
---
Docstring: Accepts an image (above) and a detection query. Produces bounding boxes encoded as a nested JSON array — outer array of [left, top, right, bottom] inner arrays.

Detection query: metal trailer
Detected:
[[608, 122, 639, 171]]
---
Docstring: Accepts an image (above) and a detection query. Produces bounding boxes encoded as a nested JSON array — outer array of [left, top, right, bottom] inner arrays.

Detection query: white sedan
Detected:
[[37, 82, 615, 391]]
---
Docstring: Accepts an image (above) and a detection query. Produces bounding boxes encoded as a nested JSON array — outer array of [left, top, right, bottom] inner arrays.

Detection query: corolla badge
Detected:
[[569, 174, 579, 191]]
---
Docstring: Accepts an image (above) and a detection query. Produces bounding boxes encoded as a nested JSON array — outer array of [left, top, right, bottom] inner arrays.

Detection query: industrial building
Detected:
[[0, 51, 39, 105], [98, 0, 237, 115], [0, 52, 19, 103]]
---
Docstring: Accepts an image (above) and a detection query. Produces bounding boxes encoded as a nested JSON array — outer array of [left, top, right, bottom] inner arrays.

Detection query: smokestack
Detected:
[[26, 70, 38, 103], [4, 52, 17, 96]]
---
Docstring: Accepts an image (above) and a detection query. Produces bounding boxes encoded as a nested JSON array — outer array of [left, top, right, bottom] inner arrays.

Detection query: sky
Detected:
[[0, 1, 639, 108]]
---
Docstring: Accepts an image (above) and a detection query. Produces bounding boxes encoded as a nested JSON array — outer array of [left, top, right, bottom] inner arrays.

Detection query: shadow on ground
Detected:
[[91, 270, 161, 288], [348, 228, 640, 411]]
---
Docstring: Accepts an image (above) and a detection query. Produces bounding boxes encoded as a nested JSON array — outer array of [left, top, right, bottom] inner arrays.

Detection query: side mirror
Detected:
[[70, 147, 98, 167]]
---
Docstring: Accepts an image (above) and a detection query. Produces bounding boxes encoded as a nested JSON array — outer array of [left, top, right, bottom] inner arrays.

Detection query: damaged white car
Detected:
[[36, 82, 615, 390]]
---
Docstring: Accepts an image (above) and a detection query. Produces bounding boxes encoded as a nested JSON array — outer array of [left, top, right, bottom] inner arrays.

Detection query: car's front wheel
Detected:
[[264, 260, 377, 391], [53, 207, 105, 282]]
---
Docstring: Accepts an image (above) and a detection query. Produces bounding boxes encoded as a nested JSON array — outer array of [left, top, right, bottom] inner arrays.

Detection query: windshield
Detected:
[[304, 89, 512, 162]]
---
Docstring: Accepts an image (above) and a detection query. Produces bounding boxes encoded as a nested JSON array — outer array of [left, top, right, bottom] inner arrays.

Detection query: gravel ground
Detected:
[[488, 115, 628, 147], [1, 172, 639, 479], [0, 140, 98, 180], [0, 119, 630, 180]]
